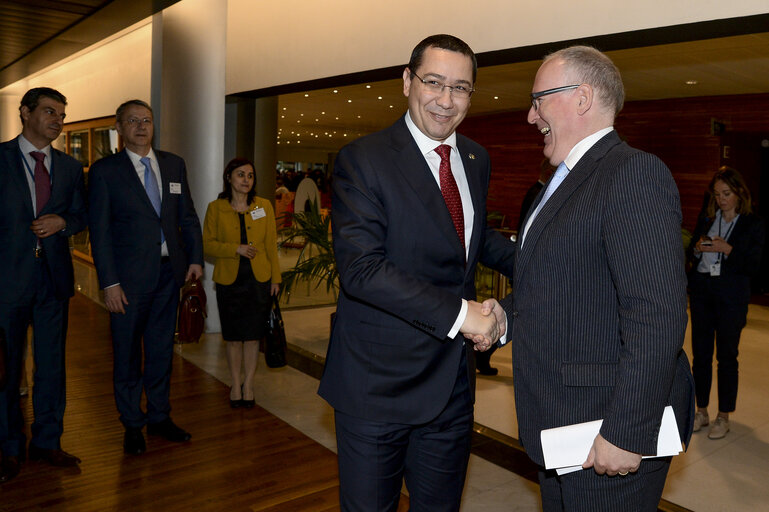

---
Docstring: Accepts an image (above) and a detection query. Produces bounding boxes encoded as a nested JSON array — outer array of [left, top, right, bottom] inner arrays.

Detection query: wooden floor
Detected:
[[2, 293, 408, 511]]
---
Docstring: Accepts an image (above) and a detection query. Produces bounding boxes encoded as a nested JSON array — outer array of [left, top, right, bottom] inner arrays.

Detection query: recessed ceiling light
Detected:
[[315, 118, 319, 121], [378, 96, 382, 100], [347, 99, 352, 103], [494, 96, 499, 100], [366, 85, 371, 89], [321, 111, 325, 114], [281, 115, 285, 118], [335, 117, 339, 120], [389, 105, 393, 108], [304, 94, 309, 97], [300, 113, 304, 117], [686, 80, 698, 85], [282, 107, 286, 110], [333, 90, 338, 93]]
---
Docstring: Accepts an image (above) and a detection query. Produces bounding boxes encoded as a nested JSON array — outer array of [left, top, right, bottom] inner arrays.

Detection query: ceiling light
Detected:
[[366, 85, 371, 89], [347, 99, 352, 103], [378, 96, 382, 100], [282, 107, 286, 110], [333, 90, 338, 93], [494, 96, 499, 100], [315, 118, 319, 121], [686, 80, 698, 85], [304, 94, 309, 97], [281, 115, 285, 118], [321, 111, 325, 114], [300, 113, 304, 117]]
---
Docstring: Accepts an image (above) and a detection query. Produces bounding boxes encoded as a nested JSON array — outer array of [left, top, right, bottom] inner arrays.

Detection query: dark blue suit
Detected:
[[0, 137, 86, 456], [88, 149, 202, 428], [319, 116, 514, 510]]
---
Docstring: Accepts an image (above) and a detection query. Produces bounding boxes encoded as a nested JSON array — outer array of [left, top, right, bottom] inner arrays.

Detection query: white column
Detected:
[[152, 0, 227, 332]]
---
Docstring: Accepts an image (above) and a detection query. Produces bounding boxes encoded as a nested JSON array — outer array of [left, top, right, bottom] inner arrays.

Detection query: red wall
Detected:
[[459, 93, 769, 233]]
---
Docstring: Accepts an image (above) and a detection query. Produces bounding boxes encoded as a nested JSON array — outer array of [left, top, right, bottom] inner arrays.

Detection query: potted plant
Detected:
[[278, 200, 338, 303]]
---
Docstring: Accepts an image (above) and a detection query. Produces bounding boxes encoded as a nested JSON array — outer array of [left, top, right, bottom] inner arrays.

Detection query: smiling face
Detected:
[[403, 47, 474, 142], [228, 164, 255, 196], [116, 104, 154, 155], [713, 179, 740, 216], [21, 97, 66, 148], [527, 58, 583, 166]]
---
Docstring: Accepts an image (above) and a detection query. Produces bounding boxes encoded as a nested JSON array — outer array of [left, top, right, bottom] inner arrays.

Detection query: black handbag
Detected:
[[264, 296, 287, 368]]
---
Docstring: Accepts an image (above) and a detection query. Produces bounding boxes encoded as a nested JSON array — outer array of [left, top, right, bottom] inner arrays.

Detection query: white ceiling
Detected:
[[277, 32, 769, 152]]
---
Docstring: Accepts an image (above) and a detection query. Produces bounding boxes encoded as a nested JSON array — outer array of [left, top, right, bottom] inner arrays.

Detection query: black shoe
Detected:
[[0, 455, 21, 483], [230, 399, 242, 409], [241, 399, 255, 409], [147, 419, 191, 442], [123, 428, 146, 455], [477, 366, 499, 376], [28, 445, 81, 467]]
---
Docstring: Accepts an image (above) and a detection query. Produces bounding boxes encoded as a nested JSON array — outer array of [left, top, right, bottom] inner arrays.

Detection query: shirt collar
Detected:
[[18, 134, 52, 158], [404, 111, 458, 157], [562, 126, 614, 170], [126, 147, 157, 168]]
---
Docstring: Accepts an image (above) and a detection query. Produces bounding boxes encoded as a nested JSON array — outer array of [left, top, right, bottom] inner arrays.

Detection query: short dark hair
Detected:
[[218, 157, 257, 205], [116, 99, 153, 122], [407, 34, 477, 84], [707, 166, 752, 217], [19, 87, 67, 123]]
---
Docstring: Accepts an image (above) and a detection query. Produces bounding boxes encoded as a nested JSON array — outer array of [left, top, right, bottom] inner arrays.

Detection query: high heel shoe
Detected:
[[241, 384, 255, 408], [230, 385, 243, 408]]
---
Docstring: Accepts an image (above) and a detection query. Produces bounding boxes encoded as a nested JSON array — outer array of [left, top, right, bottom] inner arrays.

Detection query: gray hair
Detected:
[[115, 99, 153, 122], [545, 46, 624, 116]]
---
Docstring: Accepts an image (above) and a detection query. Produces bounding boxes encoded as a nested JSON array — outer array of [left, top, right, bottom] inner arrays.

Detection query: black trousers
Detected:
[[538, 457, 671, 512], [688, 272, 749, 412], [110, 260, 179, 428], [0, 256, 69, 456], [334, 355, 473, 512]]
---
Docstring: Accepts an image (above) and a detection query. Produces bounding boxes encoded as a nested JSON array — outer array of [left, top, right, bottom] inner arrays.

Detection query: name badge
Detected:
[[169, 182, 182, 194], [251, 208, 266, 220], [709, 263, 721, 277]]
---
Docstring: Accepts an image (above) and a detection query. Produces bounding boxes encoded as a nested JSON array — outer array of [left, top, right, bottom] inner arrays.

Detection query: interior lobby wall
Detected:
[[225, 0, 769, 95]]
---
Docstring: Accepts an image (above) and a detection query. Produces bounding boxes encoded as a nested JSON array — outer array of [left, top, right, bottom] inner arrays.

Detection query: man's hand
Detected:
[[30, 214, 66, 239], [185, 264, 203, 281], [104, 285, 129, 314], [582, 434, 642, 476], [460, 300, 500, 351], [236, 244, 256, 259], [270, 283, 280, 296]]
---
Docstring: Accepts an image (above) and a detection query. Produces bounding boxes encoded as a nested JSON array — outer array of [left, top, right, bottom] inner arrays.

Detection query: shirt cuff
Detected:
[[497, 311, 509, 345], [447, 299, 468, 339]]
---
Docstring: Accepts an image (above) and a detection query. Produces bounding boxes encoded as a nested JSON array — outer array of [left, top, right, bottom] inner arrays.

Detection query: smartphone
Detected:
[[701, 236, 713, 246]]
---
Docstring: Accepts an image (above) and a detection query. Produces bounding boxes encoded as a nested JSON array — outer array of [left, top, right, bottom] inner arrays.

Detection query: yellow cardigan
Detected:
[[203, 197, 282, 286]]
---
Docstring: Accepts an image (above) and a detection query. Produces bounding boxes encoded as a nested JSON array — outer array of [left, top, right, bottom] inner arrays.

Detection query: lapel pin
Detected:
[[468, 153, 476, 160]]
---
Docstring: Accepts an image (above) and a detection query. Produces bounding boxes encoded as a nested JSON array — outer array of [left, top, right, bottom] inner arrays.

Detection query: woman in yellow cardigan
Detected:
[[203, 158, 281, 408]]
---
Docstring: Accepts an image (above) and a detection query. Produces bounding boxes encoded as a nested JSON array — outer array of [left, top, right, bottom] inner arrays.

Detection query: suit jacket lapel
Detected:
[[458, 137, 483, 275], [156, 151, 171, 219], [389, 118, 465, 258], [116, 150, 158, 215], [515, 131, 622, 282], [3, 137, 35, 217]]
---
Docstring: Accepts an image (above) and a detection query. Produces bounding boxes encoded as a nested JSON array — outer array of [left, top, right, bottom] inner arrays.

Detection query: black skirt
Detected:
[[215, 213, 272, 341]]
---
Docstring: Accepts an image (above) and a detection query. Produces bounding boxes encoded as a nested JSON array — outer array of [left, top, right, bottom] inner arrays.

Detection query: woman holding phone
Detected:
[[688, 166, 764, 439]]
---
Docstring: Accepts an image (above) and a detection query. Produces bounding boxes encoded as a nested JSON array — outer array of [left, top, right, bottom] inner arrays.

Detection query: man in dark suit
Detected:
[[88, 100, 203, 455], [0, 87, 87, 482], [495, 46, 695, 510], [318, 35, 515, 511]]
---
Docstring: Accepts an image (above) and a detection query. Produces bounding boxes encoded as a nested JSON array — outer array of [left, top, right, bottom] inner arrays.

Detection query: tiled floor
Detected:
[[74, 255, 769, 511]]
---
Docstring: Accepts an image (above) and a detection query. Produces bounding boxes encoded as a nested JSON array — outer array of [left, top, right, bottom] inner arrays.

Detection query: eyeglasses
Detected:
[[124, 117, 153, 126], [530, 85, 580, 111], [411, 71, 474, 98]]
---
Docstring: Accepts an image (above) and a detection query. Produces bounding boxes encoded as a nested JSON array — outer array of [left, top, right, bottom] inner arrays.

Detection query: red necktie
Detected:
[[435, 144, 465, 250], [30, 151, 51, 214]]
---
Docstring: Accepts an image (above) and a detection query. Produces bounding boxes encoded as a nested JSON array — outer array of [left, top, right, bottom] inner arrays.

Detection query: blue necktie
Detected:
[[521, 161, 569, 245], [140, 156, 164, 243]]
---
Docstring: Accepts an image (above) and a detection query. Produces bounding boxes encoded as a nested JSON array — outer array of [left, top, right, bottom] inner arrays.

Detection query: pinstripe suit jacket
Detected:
[[502, 130, 695, 466]]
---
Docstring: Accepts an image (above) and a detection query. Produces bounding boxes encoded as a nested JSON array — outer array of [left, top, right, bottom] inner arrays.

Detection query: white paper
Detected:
[[540, 405, 682, 475]]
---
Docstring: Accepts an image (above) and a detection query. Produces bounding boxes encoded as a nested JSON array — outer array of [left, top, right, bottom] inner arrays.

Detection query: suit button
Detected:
[[512, 311, 519, 318]]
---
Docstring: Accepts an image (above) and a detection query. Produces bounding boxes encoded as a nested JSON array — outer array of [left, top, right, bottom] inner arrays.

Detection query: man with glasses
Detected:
[[318, 34, 514, 511], [0, 87, 87, 481], [498, 46, 694, 510], [88, 100, 203, 456]]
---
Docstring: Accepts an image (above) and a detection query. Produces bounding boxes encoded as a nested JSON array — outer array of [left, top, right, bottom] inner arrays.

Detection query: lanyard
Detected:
[[716, 213, 737, 264], [19, 148, 53, 183]]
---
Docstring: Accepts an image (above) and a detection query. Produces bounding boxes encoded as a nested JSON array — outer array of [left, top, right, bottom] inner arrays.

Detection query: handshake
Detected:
[[460, 299, 505, 352]]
